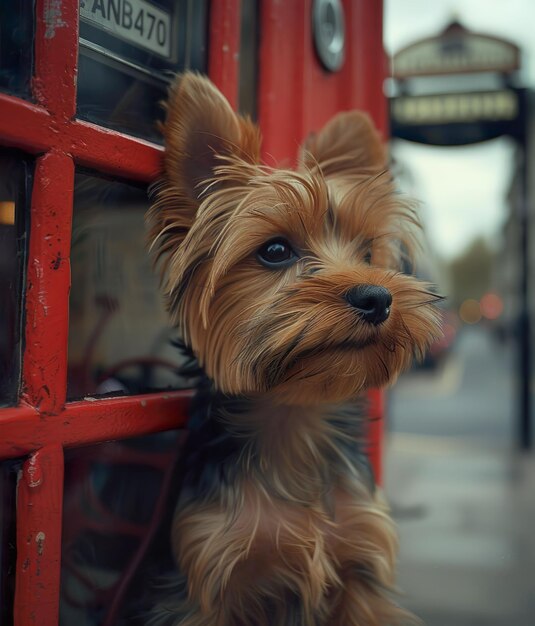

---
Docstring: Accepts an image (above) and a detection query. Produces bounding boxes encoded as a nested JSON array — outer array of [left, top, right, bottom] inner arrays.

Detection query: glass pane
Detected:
[[0, 2, 34, 98], [77, 0, 208, 142], [67, 172, 189, 400], [0, 152, 31, 407], [238, 0, 259, 119], [60, 431, 183, 626], [0, 459, 23, 626]]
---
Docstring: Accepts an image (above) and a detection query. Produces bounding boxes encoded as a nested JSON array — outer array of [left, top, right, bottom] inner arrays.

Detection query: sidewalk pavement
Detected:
[[384, 434, 535, 626]]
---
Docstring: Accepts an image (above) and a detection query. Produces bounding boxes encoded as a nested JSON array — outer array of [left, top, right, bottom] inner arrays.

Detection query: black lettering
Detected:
[[134, 9, 144, 36], [157, 19, 166, 46], [107, 0, 120, 24], [122, 0, 132, 28], [92, 0, 106, 18], [146, 12, 156, 39]]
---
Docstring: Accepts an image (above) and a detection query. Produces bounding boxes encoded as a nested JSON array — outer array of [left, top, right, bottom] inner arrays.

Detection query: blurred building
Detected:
[[390, 19, 533, 442], [496, 86, 534, 360], [492, 87, 534, 447]]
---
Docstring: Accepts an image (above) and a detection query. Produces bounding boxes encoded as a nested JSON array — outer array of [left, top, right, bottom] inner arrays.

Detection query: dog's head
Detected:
[[148, 73, 442, 405]]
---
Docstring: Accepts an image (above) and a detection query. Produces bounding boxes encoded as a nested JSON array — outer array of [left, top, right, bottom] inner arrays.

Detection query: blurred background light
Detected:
[[480, 292, 504, 319], [0, 201, 15, 226], [459, 298, 482, 324]]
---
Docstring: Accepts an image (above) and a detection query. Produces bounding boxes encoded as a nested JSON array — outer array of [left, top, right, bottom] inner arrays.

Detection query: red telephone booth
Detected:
[[0, 2, 386, 624]]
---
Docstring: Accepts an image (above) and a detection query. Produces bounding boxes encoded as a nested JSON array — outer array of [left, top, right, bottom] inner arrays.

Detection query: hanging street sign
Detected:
[[391, 88, 525, 146], [392, 20, 520, 79], [390, 20, 524, 145]]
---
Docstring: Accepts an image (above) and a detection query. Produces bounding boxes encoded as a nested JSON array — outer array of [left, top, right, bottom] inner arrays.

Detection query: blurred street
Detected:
[[389, 325, 515, 443], [385, 326, 535, 626]]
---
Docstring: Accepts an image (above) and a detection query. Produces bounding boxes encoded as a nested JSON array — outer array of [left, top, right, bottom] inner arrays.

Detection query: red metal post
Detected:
[[257, 0, 307, 165], [33, 0, 79, 119], [367, 389, 385, 485], [209, 0, 242, 107], [14, 445, 65, 626], [352, 0, 388, 135], [22, 152, 74, 414]]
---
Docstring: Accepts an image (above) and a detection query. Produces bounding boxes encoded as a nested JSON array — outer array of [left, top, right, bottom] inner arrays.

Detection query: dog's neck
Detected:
[[199, 388, 371, 505]]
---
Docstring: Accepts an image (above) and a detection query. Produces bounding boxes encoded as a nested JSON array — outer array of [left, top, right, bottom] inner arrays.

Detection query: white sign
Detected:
[[392, 91, 518, 125], [80, 0, 172, 59]]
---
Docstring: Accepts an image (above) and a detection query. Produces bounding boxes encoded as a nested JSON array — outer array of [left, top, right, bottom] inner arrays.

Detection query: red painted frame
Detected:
[[0, 2, 239, 624], [0, 1, 385, 623]]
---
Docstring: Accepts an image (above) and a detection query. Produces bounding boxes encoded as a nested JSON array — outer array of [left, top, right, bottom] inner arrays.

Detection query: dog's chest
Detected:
[[234, 483, 366, 570]]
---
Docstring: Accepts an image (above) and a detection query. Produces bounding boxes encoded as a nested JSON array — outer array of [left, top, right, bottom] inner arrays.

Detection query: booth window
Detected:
[[77, 0, 208, 141], [60, 429, 183, 625], [67, 172, 188, 400], [0, 3, 34, 98], [238, 0, 259, 119], [0, 459, 21, 626], [0, 153, 30, 407]]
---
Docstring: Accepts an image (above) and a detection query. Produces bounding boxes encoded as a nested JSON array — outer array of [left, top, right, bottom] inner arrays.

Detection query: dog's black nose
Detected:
[[345, 285, 392, 325]]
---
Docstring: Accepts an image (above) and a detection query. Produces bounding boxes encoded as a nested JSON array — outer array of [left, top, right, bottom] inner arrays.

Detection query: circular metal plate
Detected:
[[313, 0, 346, 72]]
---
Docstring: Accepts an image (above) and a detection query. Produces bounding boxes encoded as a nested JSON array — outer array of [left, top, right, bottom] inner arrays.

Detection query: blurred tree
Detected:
[[448, 237, 495, 307]]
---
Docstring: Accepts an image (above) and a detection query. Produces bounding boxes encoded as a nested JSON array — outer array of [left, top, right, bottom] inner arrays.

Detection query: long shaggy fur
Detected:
[[146, 72, 442, 625]]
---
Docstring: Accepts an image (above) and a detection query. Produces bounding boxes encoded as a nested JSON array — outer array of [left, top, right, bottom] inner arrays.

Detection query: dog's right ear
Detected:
[[148, 72, 260, 260], [299, 110, 386, 177]]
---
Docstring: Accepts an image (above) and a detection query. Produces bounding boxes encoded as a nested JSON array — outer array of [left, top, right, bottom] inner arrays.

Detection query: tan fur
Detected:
[[147, 72, 441, 626], [172, 484, 401, 626]]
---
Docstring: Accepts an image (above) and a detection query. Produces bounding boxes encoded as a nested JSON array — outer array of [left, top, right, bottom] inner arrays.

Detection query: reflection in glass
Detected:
[[77, 0, 208, 141], [67, 172, 189, 400], [0, 153, 31, 407], [0, 459, 22, 626], [0, 2, 34, 98], [60, 431, 184, 626]]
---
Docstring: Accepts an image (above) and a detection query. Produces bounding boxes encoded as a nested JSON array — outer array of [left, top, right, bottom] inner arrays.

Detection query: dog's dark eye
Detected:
[[257, 239, 297, 269], [363, 250, 372, 264]]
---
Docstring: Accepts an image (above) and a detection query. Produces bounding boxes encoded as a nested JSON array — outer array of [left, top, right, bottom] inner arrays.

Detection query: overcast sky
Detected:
[[384, 0, 533, 261]]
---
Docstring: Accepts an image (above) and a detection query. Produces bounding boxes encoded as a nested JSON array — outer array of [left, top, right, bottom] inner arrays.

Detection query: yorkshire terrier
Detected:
[[146, 72, 441, 626]]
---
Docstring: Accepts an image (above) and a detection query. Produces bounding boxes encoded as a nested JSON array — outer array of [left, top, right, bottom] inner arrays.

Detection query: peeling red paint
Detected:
[[26, 453, 43, 488], [35, 0, 78, 117], [43, 0, 68, 39], [36, 532, 46, 556]]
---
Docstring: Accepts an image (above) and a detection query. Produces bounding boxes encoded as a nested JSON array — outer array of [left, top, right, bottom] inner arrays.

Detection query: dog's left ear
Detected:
[[162, 73, 261, 209], [299, 111, 386, 176], [148, 72, 261, 266]]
